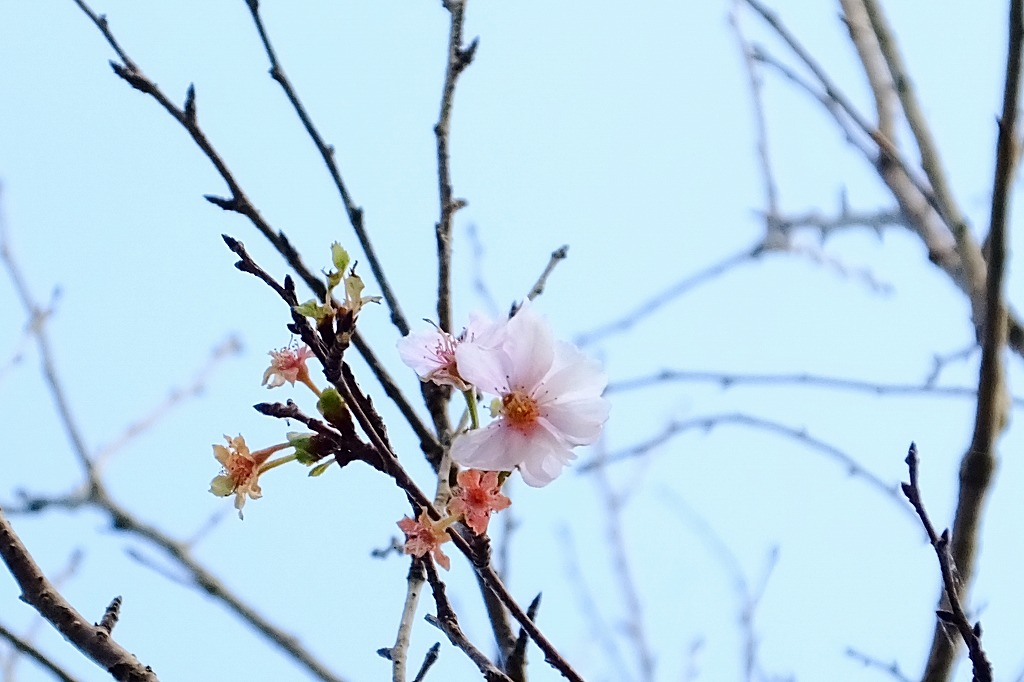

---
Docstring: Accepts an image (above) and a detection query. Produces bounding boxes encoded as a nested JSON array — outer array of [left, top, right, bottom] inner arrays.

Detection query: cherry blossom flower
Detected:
[[262, 344, 319, 394], [397, 511, 452, 570], [397, 315, 501, 391], [209, 435, 290, 518], [452, 304, 610, 487], [447, 469, 511, 534]]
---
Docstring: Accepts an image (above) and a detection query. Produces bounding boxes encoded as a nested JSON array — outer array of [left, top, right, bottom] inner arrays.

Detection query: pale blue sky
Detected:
[[1, 2, 1022, 681]]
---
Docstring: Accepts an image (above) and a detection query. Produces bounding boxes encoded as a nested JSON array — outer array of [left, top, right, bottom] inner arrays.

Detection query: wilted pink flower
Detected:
[[209, 435, 290, 518], [451, 304, 610, 487], [397, 511, 452, 570], [447, 469, 511, 534], [397, 315, 500, 391], [262, 345, 316, 389]]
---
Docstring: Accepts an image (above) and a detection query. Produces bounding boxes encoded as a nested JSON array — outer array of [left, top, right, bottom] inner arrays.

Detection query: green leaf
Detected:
[[287, 432, 316, 465], [309, 461, 333, 477], [294, 299, 331, 322], [331, 242, 351, 274]]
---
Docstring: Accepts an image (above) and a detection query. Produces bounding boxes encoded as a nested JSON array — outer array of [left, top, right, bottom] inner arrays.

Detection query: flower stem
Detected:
[[462, 389, 480, 429], [260, 452, 298, 473]]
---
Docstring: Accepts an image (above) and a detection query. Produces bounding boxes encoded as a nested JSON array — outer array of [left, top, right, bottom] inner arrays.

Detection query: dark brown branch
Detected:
[[0, 509, 158, 682], [411, 642, 441, 682], [902, 444, 993, 682], [324, 363, 584, 680], [69, 0, 428, 453], [421, 559, 511, 682], [920, 1, 1021, 677], [222, 234, 442, 462]]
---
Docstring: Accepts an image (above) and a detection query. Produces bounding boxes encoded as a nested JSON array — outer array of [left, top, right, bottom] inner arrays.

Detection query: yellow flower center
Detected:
[[502, 390, 540, 431]]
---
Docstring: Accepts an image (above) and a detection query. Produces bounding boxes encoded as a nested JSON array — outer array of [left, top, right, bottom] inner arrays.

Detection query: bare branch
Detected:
[[434, 0, 477, 335], [920, 1, 1021, 677], [902, 444, 993, 682], [0, 509, 159, 681]]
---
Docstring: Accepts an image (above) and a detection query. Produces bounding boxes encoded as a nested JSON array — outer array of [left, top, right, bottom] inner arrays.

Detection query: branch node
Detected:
[[97, 595, 122, 633], [184, 83, 196, 123]]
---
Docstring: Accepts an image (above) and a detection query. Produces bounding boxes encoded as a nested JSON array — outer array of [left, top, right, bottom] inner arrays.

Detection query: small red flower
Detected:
[[397, 511, 452, 570], [447, 469, 511, 535]]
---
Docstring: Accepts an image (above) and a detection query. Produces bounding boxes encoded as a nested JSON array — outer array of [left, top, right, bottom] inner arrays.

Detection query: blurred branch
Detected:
[[902, 444, 993, 682], [92, 335, 242, 471], [845, 647, 912, 682], [594, 455, 655, 682], [921, 0, 1021, 677], [575, 245, 759, 348], [606, 369, 1024, 407], [859, 0, 986, 303], [745, 0, 1024, 356], [730, 0, 781, 233], [586, 412, 912, 517], [0, 621, 81, 682], [560, 527, 632, 681], [661, 490, 778, 682]]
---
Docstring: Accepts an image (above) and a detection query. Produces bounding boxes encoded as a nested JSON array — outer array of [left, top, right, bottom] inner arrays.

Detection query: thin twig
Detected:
[[525, 246, 568, 301], [67, 0, 428, 446], [585, 412, 912, 517], [729, 0, 782, 238], [606, 369, 1024, 407], [243, 0, 410, 337], [594, 453, 655, 681], [574, 245, 759, 347], [421, 559, 511, 682], [0, 621, 81, 682], [901, 444, 993, 682], [844, 647, 913, 682], [434, 0, 477, 334]]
